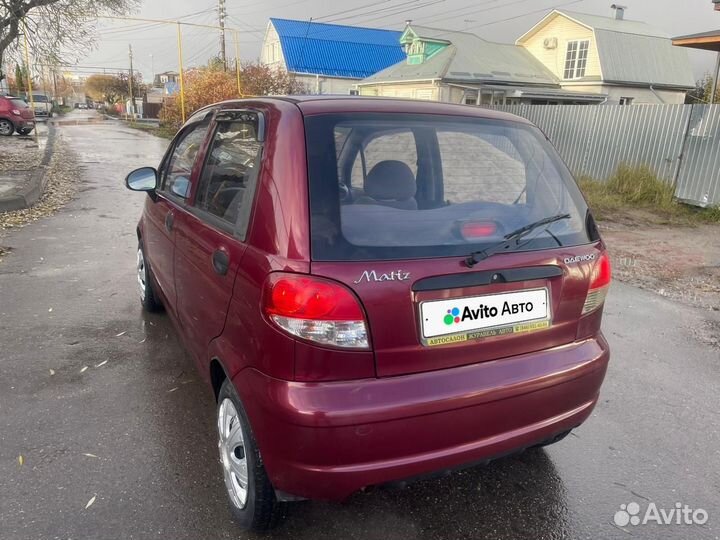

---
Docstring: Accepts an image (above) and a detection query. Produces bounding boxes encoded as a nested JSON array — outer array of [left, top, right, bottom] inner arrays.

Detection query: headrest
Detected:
[[365, 160, 417, 201]]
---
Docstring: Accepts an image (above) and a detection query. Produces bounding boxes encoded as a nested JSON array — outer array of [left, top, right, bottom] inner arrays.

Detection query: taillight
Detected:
[[263, 273, 369, 349], [581, 252, 612, 315]]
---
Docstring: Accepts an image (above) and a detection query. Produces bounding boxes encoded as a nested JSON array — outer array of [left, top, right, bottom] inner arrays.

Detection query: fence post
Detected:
[[673, 103, 694, 194]]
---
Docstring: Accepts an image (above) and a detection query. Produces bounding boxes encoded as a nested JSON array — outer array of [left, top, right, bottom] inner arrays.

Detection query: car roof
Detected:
[[208, 96, 532, 125]]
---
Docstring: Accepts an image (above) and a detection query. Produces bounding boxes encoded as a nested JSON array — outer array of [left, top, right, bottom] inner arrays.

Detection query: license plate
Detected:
[[420, 288, 549, 342]]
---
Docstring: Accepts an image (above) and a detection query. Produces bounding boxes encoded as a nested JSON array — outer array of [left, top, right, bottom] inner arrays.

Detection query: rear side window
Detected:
[[195, 115, 262, 237], [307, 113, 591, 261]]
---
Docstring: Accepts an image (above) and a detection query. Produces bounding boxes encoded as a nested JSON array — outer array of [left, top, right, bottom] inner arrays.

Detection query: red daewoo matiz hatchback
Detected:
[[126, 97, 611, 531]]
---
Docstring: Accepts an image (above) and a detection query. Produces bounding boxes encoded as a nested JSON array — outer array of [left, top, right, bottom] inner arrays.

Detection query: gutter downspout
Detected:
[[649, 85, 667, 104]]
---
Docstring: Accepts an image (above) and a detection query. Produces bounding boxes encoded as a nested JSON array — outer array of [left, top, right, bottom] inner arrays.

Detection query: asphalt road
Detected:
[[1, 111, 719, 540]]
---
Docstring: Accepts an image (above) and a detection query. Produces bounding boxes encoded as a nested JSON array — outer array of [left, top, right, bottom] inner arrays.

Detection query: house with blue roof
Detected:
[[260, 18, 405, 95]]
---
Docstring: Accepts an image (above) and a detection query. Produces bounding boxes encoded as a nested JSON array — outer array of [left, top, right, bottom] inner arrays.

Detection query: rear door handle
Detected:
[[212, 249, 230, 276], [165, 211, 174, 232]]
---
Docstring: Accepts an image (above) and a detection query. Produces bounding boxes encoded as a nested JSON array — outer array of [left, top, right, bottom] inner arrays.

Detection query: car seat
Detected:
[[356, 160, 418, 210]]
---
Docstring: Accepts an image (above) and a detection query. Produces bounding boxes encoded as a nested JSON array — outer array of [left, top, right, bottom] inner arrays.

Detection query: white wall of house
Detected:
[[519, 14, 602, 81], [562, 83, 686, 104], [293, 74, 358, 95], [518, 13, 688, 105], [260, 23, 286, 70], [359, 82, 439, 100]]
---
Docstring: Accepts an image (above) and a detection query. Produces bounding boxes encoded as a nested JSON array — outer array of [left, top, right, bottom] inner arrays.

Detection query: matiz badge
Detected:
[[354, 270, 411, 284]]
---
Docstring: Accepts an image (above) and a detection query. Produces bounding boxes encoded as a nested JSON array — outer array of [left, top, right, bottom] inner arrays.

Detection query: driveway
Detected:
[[0, 116, 718, 540]]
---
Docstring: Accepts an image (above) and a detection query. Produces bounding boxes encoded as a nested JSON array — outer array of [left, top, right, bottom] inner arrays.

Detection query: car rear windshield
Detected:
[[32, 95, 49, 102], [305, 113, 593, 261]]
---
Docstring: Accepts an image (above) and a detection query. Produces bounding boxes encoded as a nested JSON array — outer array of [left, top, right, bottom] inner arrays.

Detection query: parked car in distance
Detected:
[[26, 93, 52, 119], [0, 95, 35, 136], [125, 97, 611, 532], [77, 102, 88, 110]]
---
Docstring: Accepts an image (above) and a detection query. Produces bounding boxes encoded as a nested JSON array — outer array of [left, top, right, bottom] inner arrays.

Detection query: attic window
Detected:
[[564, 40, 589, 79]]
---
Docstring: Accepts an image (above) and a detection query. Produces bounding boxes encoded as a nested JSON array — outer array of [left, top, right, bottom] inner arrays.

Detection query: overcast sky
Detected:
[[81, 0, 720, 83]]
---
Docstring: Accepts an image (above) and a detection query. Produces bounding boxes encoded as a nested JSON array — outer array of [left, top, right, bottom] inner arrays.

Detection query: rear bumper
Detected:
[[233, 335, 610, 501]]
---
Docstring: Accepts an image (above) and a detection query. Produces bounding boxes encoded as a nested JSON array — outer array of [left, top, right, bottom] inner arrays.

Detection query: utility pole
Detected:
[[52, 67, 58, 103], [149, 54, 155, 87], [219, 0, 227, 70], [128, 44, 136, 116]]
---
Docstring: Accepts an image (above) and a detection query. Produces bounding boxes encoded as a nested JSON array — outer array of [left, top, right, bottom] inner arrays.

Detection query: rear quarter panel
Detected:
[[215, 100, 312, 382]]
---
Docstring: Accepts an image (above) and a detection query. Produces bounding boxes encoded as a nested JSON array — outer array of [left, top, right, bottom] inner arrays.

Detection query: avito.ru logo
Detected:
[[614, 501, 709, 527], [443, 302, 535, 326]]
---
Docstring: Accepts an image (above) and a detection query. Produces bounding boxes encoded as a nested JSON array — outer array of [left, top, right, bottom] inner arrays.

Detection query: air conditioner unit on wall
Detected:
[[543, 37, 558, 49]]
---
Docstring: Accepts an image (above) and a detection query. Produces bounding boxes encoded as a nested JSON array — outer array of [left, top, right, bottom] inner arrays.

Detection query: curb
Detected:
[[0, 124, 57, 213]]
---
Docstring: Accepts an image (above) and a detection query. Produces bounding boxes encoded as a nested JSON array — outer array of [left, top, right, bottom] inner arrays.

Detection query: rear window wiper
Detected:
[[465, 213, 571, 267]]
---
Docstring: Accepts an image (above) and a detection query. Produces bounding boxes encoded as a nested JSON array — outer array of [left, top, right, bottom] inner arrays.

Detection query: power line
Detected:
[[411, 0, 508, 26], [314, 0, 400, 21], [236, 0, 309, 17], [325, 0, 444, 24], [351, 0, 449, 25], [433, 0, 585, 36], [226, 16, 265, 36]]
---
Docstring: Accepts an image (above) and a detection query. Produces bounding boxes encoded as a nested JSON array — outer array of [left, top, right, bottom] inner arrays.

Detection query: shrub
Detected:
[[158, 63, 306, 131], [159, 69, 238, 131], [577, 164, 720, 224]]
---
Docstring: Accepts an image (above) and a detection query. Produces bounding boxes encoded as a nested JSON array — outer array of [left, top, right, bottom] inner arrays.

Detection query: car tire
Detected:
[[217, 379, 286, 532], [17, 128, 33, 136], [137, 243, 163, 312], [0, 119, 14, 137]]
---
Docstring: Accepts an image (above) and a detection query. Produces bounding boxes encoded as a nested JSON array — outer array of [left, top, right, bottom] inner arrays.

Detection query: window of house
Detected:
[[564, 40, 589, 79], [619, 97, 634, 105]]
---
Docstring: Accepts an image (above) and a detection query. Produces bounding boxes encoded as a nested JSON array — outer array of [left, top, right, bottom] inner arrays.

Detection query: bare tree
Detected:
[[0, 0, 138, 84]]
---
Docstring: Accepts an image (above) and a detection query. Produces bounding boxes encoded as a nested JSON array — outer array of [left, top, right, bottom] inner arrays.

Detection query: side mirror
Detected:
[[170, 176, 190, 198], [126, 167, 158, 192]]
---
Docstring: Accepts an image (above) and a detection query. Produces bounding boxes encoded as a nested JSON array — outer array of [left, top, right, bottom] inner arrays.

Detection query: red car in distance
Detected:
[[126, 97, 611, 531], [0, 95, 35, 136]]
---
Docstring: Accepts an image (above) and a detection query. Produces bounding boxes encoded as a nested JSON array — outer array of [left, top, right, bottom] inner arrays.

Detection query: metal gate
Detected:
[[675, 105, 720, 207], [490, 104, 720, 208]]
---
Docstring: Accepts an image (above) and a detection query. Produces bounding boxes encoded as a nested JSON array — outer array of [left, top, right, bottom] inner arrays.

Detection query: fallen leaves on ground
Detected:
[[0, 137, 42, 173], [0, 135, 80, 236], [17, 455, 24, 466], [85, 495, 96, 509]]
